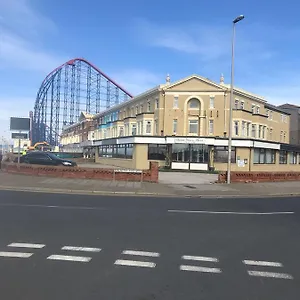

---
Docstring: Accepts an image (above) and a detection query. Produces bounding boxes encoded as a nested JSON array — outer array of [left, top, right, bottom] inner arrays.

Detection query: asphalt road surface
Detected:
[[0, 190, 299, 300]]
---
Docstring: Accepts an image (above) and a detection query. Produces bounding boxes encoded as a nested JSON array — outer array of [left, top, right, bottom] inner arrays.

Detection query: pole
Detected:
[[17, 131, 21, 166], [227, 23, 236, 184]]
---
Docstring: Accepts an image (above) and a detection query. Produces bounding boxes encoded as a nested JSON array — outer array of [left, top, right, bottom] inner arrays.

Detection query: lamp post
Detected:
[[227, 15, 245, 184]]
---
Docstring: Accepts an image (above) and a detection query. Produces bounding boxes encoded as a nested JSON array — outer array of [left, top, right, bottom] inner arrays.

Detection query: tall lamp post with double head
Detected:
[[227, 15, 245, 184]]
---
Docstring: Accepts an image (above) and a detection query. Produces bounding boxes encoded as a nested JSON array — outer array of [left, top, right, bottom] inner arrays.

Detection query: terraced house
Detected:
[[60, 74, 300, 172]]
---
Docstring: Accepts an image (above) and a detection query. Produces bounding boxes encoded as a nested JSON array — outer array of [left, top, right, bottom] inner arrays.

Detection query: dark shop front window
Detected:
[[279, 150, 287, 164], [148, 144, 167, 160], [98, 144, 133, 159], [172, 144, 209, 163], [214, 146, 236, 163]]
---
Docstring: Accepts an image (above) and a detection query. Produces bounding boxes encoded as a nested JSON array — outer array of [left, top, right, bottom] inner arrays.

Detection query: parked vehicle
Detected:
[[18, 151, 77, 167]]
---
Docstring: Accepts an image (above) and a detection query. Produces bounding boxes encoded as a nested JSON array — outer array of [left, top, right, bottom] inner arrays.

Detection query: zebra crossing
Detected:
[[0, 241, 294, 280]]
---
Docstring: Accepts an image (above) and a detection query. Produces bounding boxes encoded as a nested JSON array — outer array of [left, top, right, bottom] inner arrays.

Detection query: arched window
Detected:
[[188, 98, 200, 109]]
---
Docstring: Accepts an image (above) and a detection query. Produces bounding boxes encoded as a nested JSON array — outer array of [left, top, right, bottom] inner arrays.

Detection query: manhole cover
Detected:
[[184, 185, 196, 189]]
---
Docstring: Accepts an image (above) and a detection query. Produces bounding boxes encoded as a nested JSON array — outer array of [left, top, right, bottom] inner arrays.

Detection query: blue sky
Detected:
[[1, 0, 300, 139]]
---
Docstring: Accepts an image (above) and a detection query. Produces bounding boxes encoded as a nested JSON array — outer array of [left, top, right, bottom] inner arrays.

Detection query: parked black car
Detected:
[[19, 151, 77, 167]]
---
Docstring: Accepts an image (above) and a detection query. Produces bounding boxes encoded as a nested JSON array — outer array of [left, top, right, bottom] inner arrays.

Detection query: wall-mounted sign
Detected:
[[11, 132, 28, 139], [173, 138, 205, 144]]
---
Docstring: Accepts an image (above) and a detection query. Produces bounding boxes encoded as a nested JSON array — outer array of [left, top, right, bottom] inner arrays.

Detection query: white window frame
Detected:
[[234, 121, 239, 136], [188, 119, 199, 134], [173, 96, 179, 108], [209, 119, 214, 135], [173, 119, 177, 134], [209, 96, 215, 109], [240, 101, 245, 110], [146, 121, 151, 134]]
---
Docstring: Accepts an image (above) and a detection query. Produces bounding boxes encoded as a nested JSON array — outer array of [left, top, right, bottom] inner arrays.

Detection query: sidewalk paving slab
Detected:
[[1, 171, 300, 198]]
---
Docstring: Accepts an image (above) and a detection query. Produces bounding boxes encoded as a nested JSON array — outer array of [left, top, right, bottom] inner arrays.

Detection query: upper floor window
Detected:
[[234, 99, 239, 110], [281, 114, 284, 122], [189, 119, 198, 134], [155, 98, 159, 109], [136, 106, 138, 114], [188, 98, 200, 109], [132, 124, 136, 136], [173, 119, 177, 134], [251, 104, 256, 113], [269, 111, 273, 120], [241, 121, 246, 137], [173, 96, 179, 108], [147, 102, 151, 112], [256, 106, 260, 114], [140, 104, 143, 113], [251, 124, 256, 138], [240, 101, 244, 110], [209, 120, 214, 134], [209, 96, 215, 109], [234, 121, 239, 136], [146, 121, 151, 134]]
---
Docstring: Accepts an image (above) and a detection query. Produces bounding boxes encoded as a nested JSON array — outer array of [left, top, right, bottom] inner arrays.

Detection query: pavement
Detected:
[[1, 171, 300, 198], [0, 190, 299, 299]]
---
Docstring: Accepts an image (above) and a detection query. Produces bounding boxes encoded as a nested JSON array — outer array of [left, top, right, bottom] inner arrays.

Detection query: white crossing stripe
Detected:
[[122, 250, 160, 257], [115, 259, 156, 268], [248, 270, 293, 280], [0, 251, 33, 258], [180, 265, 222, 273], [47, 255, 91, 262], [62, 246, 101, 253], [182, 255, 219, 262], [8, 243, 45, 249], [243, 260, 283, 267]]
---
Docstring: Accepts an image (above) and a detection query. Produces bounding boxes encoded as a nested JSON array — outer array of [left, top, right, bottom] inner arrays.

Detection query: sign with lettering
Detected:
[[173, 138, 205, 144]]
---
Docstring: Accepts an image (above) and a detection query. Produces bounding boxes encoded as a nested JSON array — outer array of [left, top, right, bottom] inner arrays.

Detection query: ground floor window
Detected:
[[98, 144, 133, 159], [279, 150, 287, 164], [289, 152, 297, 164], [148, 144, 167, 160], [214, 146, 236, 163], [172, 144, 208, 163], [253, 148, 276, 164]]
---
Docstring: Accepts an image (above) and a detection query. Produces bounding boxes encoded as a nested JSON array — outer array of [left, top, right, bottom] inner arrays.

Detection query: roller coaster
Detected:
[[32, 58, 133, 146]]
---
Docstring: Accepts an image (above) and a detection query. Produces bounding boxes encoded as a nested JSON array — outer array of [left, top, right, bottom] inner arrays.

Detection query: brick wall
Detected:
[[1, 162, 159, 183], [218, 171, 300, 183]]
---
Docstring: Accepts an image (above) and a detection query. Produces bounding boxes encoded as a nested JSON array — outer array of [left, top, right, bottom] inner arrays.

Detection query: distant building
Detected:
[[277, 104, 300, 145]]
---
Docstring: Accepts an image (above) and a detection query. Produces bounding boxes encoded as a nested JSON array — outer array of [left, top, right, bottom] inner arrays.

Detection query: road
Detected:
[[0, 190, 299, 300]]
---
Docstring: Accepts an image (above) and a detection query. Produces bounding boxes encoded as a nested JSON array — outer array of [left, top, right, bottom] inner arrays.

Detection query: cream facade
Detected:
[[61, 74, 299, 172]]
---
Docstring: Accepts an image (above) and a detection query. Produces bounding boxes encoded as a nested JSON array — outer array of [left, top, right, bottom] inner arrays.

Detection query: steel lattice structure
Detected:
[[33, 58, 133, 146]]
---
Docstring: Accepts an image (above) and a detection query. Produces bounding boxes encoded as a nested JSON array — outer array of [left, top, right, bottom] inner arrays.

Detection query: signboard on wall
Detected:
[[10, 117, 30, 131], [11, 133, 28, 139], [173, 137, 205, 144]]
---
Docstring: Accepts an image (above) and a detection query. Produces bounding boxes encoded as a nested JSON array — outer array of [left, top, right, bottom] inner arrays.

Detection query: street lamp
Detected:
[[227, 15, 245, 184]]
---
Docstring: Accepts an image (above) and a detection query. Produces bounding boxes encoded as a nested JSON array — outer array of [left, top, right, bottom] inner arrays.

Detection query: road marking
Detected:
[[62, 246, 101, 253], [122, 250, 160, 257], [243, 260, 283, 267], [47, 255, 91, 262], [114, 259, 156, 268], [182, 255, 218, 262], [248, 270, 293, 279], [0, 251, 33, 258], [180, 265, 222, 273], [168, 210, 294, 215], [8, 243, 45, 249], [0, 203, 106, 211]]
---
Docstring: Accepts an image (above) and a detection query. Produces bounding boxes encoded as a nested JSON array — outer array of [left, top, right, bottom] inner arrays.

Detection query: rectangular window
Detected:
[[98, 144, 133, 159], [214, 146, 236, 163], [253, 148, 276, 164], [262, 126, 266, 139], [136, 106, 138, 114], [154, 120, 158, 135], [209, 120, 214, 134], [146, 121, 151, 134], [269, 128, 273, 140], [256, 106, 260, 114], [189, 120, 198, 134], [258, 125, 262, 138], [251, 104, 256, 113], [269, 111, 273, 120], [234, 121, 239, 136], [173, 119, 177, 134], [155, 98, 159, 109], [289, 152, 297, 164], [266, 109, 269, 117], [209, 96, 215, 109], [173, 96, 179, 108], [148, 144, 167, 160], [234, 99, 239, 109], [279, 150, 287, 164], [132, 124, 136, 136], [147, 102, 151, 112], [172, 144, 209, 163], [247, 122, 251, 137], [240, 101, 244, 110], [251, 124, 256, 138], [140, 104, 143, 113], [241, 121, 246, 137], [119, 126, 124, 137]]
